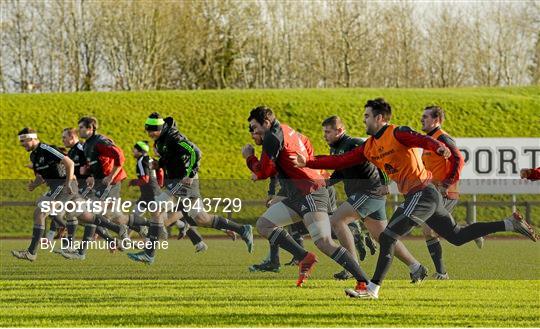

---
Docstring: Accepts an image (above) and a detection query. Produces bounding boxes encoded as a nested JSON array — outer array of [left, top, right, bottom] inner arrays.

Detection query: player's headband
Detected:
[[145, 117, 164, 131], [134, 141, 150, 153], [18, 133, 37, 141]]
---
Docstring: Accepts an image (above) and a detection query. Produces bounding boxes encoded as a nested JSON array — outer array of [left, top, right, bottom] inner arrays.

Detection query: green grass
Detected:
[[1, 87, 539, 180], [1, 239, 539, 327]]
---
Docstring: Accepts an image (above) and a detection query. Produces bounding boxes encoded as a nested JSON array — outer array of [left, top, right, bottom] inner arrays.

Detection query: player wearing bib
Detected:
[[293, 98, 537, 299], [245, 106, 372, 287]]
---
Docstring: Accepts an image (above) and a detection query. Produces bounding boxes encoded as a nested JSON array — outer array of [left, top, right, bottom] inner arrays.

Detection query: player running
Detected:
[[61, 117, 136, 259], [420, 106, 474, 279], [127, 113, 253, 264], [245, 106, 372, 287], [320, 116, 428, 282], [129, 140, 208, 252], [292, 98, 538, 299], [12, 128, 82, 261]]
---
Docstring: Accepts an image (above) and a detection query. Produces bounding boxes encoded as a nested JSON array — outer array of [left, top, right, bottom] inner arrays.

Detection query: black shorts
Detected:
[[327, 186, 337, 214], [443, 198, 458, 213], [164, 179, 201, 198], [282, 187, 329, 217], [385, 184, 449, 238], [93, 183, 121, 200]]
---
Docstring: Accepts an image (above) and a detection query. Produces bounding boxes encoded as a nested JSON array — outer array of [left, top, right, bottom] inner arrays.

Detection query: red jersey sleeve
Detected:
[[306, 144, 367, 170], [246, 152, 277, 180]]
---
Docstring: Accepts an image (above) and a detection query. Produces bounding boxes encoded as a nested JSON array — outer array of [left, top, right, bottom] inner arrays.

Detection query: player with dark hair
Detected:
[[292, 98, 537, 298], [420, 105, 469, 279], [320, 116, 428, 282], [61, 116, 135, 259], [244, 106, 372, 287], [57, 127, 117, 254]]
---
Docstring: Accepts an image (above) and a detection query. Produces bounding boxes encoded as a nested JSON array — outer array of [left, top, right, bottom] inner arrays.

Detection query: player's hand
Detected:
[[520, 168, 532, 179], [438, 185, 448, 198], [80, 165, 89, 176], [27, 181, 36, 192], [128, 179, 138, 187], [102, 175, 112, 187], [182, 177, 193, 186], [65, 180, 75, 195], [150, 161, 159, 170], [242, 144, 255, 159], [374, 185, 390, 195], [265, 195, 275, 208], [250, 172, 258, 181], [86, 176, 95, 189], [289, 152, 307, 167], [436, 146, 451, 159]]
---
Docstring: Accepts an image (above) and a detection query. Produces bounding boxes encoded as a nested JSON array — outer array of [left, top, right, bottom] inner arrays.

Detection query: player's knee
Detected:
[[256, 217, 275, 237], [422, 226, 437, 239], [313, 236, 334, 250], [194, 212, 211, 226], [379, 230, 398, 248]]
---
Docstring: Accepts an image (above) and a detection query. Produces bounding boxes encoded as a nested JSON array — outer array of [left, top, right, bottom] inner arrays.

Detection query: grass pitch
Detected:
[[1, 238, 539, 327]]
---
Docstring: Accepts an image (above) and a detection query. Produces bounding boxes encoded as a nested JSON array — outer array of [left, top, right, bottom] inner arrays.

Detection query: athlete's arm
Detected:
[[246, 151, 277, 179], [95, 143, 125, 185], [171, 137, 201, 178], [28, 174, 44, 191], [301, 144, 368, 170], [394, 126, 450, 158], [521, 167, 540, 181], [437, 134, 464, 188]]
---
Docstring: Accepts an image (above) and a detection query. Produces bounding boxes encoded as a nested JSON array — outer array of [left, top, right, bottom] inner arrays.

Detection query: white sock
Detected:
[[176, 220, 186, 229], [504, 219, 513, 231], [46, 230, 55, 241], [409, 262, 421, 273], [367, 282, 380, 295]]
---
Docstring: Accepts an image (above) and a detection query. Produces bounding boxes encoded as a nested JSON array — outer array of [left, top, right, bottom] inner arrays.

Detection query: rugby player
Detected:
[[293, 98, 537, 298], [12, 128, 80, 261], [321, 116, 428, 282], [245, 106, 372, 287], [420, 106, 472, 279], [61, 117, 134, 259], [127, 113, 253, 264], [130, 140, 208, 252]]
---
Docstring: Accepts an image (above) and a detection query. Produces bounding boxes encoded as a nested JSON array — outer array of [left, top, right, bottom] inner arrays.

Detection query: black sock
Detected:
[[145, 223, 162, 258], [453, 222, 506, 244], [186, 227, 203, 245], [28, 224, 45, 255], [128, 214, 149, 227], [292, 232, 304, 248], [64, 220, 79, 249], [269, 242, 280, 265], [371, 232, 398, 286], [212, 216, 244, 235], [95, 226, 114, 242], [268, 227, 307, 261], [49, 219, 57, 232], [66, 220, 78, 243], [94, 215, 121, 234], [427, 238, 445, 274], [79, 224, 96, 255], [331, 246, 369, 283]]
